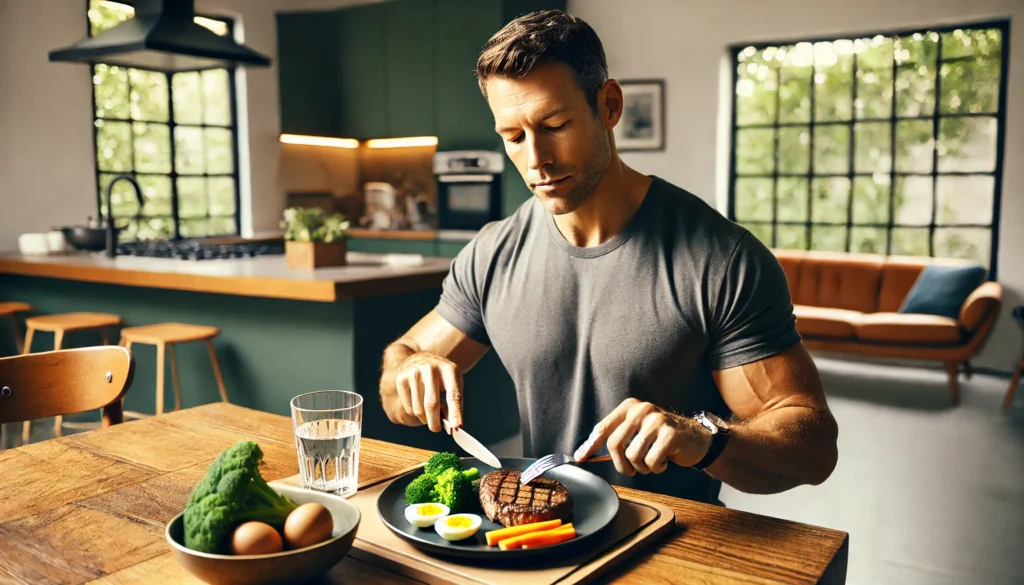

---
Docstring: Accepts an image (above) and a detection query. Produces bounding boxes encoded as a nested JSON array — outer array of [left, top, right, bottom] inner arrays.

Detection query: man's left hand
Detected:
[[572, 398, 712, 476]]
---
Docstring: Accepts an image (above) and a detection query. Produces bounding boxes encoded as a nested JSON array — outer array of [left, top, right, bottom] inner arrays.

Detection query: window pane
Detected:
[[205, 128, 235, 174], [891, 227, 930, 256], [734, 178, 773, 221], [208, 217, 237, 236], [96, 120, 132, 172], [202, 70, 232, 126], [894, 176, 932, 225], [894, 120, 934, 173], [172, 72, 203, 125], [89, 0, 132, 35], [777, 225, 807, 250], [735, 129, 775, 175], [852, 176, 891, 224], [138, 175, 172, 217], [811, 226, 847, 251], [137, 217, 174, 240], [128, 69, 168, 122], [938, 117, 997, 173], [942, 29, 1001, 60], [850, 227, 887, 254], [940, 58, 999, 115], [896, 64, 936, 117], [814, 125, 850, 174], [116, 219, 138, 243], [94, 64, 129, 119], [209, 177, 236, 217], [813, 42, 853, 122], [132, 122, 171, 173], [857, 36, 894, 71], [778, 127, 810, 174], [934, 228, 990, 266], [777, 178, 809, 222], [936, 175, 994, 225], [779, 44, 813, 123], [177, 177, 207, 218], [811, 177, 850, 223], [895, 32, 939, 66], [100, 173, 141, 218], [180, 218, 211, 238], [742, 222, 773, 246], [855, 66, 893, 120], [174, 127, 205, 174], [854, 122, 891, 173]]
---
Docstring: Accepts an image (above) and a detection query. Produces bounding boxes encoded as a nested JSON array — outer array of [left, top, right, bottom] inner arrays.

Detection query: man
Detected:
[[379, 10, 838, 503]]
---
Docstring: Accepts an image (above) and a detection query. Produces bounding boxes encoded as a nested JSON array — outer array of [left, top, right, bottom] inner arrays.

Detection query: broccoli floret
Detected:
[[424, 452, 463, 478], [462, 467, 480, 482], [431, 467, 473, 512], [183, 441, 298, 553], [405, 473, 437, 505]]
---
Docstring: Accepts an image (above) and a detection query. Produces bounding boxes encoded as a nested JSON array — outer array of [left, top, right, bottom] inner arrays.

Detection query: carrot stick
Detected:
[[485, 519, 563, 547], [498, 525, 575, 550]]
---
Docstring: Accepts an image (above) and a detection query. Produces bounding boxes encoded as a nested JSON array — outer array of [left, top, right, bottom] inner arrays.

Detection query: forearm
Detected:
[[379, 339, 421, 426], [705, 406, 838, 494]]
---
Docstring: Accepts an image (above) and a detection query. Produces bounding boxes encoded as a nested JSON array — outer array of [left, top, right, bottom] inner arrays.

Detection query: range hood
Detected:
[[49, 0, 270, 72]]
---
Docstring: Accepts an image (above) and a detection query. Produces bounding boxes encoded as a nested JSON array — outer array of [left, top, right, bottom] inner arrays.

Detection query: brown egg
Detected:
[[283, 503, 334, 549], [231, 521, 283, 555]]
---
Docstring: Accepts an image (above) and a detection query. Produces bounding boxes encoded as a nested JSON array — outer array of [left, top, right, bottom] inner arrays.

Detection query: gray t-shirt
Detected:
[[437, 176, 800, 503]]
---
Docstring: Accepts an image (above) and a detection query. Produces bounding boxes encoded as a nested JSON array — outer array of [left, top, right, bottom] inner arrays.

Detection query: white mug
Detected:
[[46, 231, 68, 254]]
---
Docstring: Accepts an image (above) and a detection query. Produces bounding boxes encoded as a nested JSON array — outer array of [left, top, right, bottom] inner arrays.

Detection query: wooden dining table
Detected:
[[0, 403, 849, 584]]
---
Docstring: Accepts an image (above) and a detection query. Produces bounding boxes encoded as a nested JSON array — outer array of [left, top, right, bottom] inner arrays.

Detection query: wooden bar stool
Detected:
[[0, 302, 32, 354], [118, 322, 229, 417], [21, 311, 122, 443]]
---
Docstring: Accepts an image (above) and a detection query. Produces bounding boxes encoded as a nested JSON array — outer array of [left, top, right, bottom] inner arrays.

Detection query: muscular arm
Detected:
[[380, 309, 489, 427], [705, 342, 839, 494]]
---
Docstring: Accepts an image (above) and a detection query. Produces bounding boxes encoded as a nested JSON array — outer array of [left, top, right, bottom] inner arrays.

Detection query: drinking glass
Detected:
[[290, 390, 363, 498]]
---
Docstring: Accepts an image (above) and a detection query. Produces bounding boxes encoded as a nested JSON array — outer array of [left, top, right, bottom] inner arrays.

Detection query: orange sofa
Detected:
[[772, 249, 1003, 405]]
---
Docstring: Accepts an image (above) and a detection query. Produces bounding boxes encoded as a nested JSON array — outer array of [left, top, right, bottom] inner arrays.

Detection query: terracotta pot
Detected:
[[285, 240, 347, 270]]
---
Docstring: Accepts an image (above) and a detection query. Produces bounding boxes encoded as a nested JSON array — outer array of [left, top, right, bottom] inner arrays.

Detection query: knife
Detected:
[[443, 419, 502, 468]]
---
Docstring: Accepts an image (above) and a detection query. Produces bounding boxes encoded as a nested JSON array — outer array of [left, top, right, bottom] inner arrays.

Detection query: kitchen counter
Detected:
[[0, 251, 452, 303]]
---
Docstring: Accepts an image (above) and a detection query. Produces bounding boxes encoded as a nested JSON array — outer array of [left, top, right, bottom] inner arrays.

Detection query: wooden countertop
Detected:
[[0, 403, 849, 584], [0, 252, 451, 303]]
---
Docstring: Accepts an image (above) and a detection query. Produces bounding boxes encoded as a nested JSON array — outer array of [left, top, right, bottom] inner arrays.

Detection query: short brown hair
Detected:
[[476, 10, 608, 114]]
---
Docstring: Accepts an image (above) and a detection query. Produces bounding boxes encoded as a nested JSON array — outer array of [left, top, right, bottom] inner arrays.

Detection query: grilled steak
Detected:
[[479, 470, 573, 527]]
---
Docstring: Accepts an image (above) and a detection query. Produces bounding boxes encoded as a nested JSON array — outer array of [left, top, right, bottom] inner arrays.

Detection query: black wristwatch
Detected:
[[691, 411, 731, 470]]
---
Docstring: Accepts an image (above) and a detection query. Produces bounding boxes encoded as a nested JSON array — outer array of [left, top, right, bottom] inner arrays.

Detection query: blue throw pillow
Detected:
[[899, 264, 987, 319]]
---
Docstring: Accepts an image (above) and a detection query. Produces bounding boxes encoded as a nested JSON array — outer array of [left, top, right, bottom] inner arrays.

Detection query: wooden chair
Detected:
[[0, 302, 32, 353], [21, 311, 122, 441], [1004, 306, 1024, 410], [118, 322, 230, 417], [0, 346, 134, 448]]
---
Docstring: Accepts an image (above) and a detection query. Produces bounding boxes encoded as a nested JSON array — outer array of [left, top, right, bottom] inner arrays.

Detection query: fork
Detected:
[[520, 446, 612, 485]]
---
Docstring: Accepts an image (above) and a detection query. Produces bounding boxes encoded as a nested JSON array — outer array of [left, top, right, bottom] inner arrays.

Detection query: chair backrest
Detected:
[[0, 346, 135, 427]]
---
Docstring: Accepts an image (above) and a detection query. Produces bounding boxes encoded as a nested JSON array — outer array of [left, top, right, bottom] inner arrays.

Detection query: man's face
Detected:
[[485, 62, 613, 216]]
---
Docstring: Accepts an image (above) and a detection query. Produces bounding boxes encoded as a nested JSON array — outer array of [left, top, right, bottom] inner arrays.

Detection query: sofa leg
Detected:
[[946, 361, 960, 406], [962, 360, 973, 380], [1004, 357, 1024, 410]]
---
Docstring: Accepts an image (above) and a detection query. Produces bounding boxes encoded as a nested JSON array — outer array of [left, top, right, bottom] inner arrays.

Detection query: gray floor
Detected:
[[487, 356, 1024, 585]]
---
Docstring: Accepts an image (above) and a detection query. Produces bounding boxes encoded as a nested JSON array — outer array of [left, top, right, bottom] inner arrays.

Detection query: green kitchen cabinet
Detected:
[[435, 241, 469, 258], [336, 3, 388, 140], [347, 238, 438, 256], [277, 13, 340, 136], [384, 0, 437, 138]]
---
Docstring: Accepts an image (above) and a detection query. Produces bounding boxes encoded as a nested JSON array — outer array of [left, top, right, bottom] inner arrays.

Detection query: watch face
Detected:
[[701, 412, 730, 432]]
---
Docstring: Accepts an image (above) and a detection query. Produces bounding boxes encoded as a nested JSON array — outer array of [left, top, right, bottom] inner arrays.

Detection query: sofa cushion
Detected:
[[899, 264, 987, 319], [877, 257, 929, 312], [855, 313, 963, 345], [793, 305, 861, 339], [791, 252, 884, 313]]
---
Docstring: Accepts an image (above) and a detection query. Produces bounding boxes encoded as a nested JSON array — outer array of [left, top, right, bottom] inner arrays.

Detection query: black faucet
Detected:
[[104, 174, 146, 258]]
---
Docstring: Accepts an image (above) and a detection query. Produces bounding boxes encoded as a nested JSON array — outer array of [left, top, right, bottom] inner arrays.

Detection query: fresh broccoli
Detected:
[[431, 467, 474, 512], [462, 467, 480, 482], [183, 441, 298, 553], [405, 473, 437, 505], [424, 452, 463, 478]]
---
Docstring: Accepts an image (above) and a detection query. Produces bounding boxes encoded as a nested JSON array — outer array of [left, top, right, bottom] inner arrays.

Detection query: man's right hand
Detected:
[[394, 352, 465, 434]]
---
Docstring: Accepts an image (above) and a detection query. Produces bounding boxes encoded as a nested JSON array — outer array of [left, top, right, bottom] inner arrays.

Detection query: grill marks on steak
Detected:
[[479, 470, 573, 527]]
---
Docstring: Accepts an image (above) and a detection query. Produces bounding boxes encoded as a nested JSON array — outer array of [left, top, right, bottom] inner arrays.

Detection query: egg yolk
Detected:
[[445, 516, 474, 528], [418, 504, 443, 516]]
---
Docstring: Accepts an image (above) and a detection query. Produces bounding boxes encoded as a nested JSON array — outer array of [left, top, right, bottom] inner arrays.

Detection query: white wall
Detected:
[[568, 0, 1023, 373]]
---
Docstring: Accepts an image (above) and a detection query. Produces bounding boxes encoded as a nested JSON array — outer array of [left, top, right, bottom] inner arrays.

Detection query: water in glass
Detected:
[[291, 391, 362, 498]]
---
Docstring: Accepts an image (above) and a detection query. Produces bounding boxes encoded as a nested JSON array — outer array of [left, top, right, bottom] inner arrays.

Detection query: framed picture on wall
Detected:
[[614, 79, 665, 151]]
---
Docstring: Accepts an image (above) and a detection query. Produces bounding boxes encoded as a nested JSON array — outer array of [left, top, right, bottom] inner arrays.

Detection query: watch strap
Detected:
[[693, 421, 729, 470]]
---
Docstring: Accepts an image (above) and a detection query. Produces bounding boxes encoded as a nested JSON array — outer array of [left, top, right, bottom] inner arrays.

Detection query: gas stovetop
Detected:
[[116, 239, 285, 261]]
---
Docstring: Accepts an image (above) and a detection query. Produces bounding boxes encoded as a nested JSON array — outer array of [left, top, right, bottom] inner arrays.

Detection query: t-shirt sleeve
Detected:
[[436, 235, 491, 346], [706, 232, 801, 370]]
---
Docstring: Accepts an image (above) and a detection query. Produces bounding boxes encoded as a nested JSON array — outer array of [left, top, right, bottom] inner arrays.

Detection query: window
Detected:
[[90, 0, 240, 241], [728, 22, 1007, 272]]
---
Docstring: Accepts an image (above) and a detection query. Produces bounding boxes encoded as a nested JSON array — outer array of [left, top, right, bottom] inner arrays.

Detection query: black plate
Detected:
[[377, 457, 620, 561]]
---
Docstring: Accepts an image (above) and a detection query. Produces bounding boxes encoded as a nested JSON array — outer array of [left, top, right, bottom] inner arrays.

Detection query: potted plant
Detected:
[[280, 207, 350, 269]]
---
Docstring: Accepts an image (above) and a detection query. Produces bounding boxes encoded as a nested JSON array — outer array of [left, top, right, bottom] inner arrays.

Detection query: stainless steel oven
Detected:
[[434, 150, 504, 232]]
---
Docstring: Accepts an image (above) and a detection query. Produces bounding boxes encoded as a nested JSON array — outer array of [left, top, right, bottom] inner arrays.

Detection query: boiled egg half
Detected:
[[404, 503, 450, 528], [434, 513, 482, 542]]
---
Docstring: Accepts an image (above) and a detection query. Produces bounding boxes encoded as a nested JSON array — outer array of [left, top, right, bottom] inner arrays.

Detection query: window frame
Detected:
[[726, 19, 1009, 279], [86, 0, 242, 240]]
